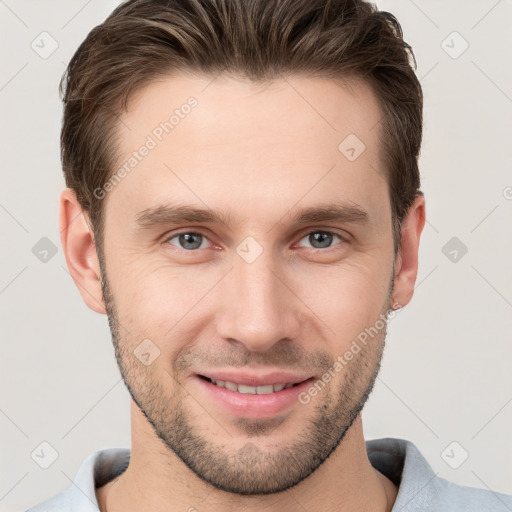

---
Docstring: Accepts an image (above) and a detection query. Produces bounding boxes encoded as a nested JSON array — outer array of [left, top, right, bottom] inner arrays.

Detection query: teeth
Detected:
[[224, 381, 237, 391], [238, 384, 258, 394], [210, 379, 293, 394]]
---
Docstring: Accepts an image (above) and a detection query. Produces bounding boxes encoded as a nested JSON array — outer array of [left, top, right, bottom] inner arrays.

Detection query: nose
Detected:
[[215, 251, 302, 353]]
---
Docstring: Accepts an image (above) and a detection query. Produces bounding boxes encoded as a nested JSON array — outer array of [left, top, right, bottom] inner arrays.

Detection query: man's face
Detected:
[[99, 74, 397, 494]]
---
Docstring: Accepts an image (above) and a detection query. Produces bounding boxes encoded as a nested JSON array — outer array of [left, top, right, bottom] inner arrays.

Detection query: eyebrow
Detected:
[[134, 202, 369, 230]]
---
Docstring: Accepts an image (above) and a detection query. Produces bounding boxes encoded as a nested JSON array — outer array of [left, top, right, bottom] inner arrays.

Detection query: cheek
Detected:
[[108, 255, 216, 342], [293, 259, 392, 343]]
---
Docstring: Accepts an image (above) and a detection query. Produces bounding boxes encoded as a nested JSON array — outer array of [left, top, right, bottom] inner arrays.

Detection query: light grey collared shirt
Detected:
[[26, 437, 512, 511]]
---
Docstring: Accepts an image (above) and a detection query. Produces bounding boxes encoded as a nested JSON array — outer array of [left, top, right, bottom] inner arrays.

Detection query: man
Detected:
[[27, 0, 512, 511]]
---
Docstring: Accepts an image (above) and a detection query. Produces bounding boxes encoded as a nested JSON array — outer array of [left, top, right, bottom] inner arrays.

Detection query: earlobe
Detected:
[[59, 188, 106, 314], [391, 194, 426, 309]]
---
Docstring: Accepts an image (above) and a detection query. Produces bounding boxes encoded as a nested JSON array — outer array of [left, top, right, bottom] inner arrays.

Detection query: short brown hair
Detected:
[[60, 0, 422, 253]]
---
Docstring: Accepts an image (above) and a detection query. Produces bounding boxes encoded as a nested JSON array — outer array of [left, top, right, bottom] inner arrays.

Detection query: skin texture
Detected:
[[60, 73, 425, 512]]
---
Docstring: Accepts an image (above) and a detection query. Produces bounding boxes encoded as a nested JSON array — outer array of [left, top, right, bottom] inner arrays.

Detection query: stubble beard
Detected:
[[99, 261, 391, 495]]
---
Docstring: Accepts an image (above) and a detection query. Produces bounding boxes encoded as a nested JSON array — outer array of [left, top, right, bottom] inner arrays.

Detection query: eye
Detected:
[[163, 229, 345, 252], [296, 230, 344, 250], [165, 232, 212, 251]]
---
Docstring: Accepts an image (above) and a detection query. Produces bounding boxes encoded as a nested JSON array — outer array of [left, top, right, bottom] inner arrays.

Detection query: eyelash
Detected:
[[162, 229, 346, 252]]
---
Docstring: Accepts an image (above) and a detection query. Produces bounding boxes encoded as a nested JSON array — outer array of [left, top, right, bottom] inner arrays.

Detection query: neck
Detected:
[[98, 403, 397, 512]]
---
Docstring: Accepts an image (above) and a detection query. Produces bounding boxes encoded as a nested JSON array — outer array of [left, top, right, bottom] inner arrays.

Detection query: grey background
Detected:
[[1, 0, 511, 510]]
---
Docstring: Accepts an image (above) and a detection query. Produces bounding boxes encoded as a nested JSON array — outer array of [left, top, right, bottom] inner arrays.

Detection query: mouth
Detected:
[[197, 375, 306, 395], [195, 373, 315, 417]]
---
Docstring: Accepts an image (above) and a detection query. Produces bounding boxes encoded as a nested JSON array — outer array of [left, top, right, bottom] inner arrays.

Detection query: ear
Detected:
[[59, 188, 106, 314], [391, 194, 426, 309]]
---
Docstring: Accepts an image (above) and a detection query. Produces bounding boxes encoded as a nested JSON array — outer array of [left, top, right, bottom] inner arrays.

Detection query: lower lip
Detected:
[[195, 376, 314, 418]]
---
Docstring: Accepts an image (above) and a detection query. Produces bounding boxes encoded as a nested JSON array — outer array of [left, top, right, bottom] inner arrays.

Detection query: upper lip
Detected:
[[197, 371, 313, 387]]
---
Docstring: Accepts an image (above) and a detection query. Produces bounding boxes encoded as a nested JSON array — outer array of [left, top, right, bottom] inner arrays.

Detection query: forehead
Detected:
[[105, 73, 388, 228]]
